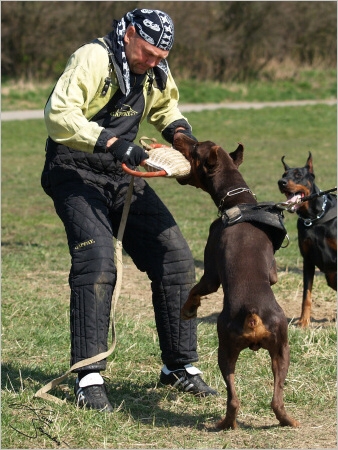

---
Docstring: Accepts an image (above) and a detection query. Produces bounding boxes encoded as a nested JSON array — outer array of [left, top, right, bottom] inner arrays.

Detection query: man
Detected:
[[41, 8, 217, 412]]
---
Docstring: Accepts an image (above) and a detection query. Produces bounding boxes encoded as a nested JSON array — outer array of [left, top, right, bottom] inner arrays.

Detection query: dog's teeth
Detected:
[[287, 194, 302, 203], [284, 194, 302, 211]]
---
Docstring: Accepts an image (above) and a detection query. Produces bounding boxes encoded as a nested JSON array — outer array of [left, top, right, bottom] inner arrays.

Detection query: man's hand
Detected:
[[108, 139, 149, 167]]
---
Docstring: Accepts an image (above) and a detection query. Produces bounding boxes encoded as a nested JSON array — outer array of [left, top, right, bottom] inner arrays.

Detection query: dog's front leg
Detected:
[[299, 258, 315, 327], [181, 274, 218, 319], [181, 289, 201, 319]]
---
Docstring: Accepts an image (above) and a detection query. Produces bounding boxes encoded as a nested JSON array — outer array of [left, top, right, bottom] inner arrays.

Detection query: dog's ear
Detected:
[[281, 156, 290, 171], [306, 152, 314, 174], [229, 143, 244, 168], [206, 145, 219, 167]]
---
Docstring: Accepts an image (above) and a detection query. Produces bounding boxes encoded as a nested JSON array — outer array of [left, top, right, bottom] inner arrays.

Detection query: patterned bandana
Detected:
[[125, 8, 174, 51], [110, 9, 172, 96]]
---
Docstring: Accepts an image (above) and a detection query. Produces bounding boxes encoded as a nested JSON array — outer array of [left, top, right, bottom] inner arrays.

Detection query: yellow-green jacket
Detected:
[[44, 37, 190, 153]]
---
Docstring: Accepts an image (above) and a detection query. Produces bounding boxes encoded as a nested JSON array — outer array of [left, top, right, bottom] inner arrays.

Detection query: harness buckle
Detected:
[[222, 206, 242, 225], [228, 214, 242, 225], [280, 233, 290, 248], [303, 218, 313, 227]]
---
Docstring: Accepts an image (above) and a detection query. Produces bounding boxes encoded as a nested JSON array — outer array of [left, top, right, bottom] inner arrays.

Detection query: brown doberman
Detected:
[[174, 133, 299, 430], [278, 152, 337, 327]]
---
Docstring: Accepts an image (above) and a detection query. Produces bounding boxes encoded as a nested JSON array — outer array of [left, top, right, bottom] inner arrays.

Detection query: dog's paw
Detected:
[[297, 317, 310, 328], [216, 418, 237, 430], [280, 417, 301, 427], [180, 307, 197, 320]]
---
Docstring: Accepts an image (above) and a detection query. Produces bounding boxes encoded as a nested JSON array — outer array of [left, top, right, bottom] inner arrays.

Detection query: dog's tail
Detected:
[[242, 313, 271, 351]]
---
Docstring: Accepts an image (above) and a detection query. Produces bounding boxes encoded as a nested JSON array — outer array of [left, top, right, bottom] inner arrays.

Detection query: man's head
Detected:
[[123, 8, 174, 74], [125, 9, 174, 51]]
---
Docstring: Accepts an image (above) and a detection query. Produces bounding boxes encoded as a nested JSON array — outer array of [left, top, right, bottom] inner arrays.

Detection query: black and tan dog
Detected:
[[278, 152, 337, 327], [174, 133, 299, 430]]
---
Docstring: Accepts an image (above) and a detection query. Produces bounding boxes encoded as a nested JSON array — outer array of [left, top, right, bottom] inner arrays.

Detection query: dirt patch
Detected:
[[117, 255, 337, 327]]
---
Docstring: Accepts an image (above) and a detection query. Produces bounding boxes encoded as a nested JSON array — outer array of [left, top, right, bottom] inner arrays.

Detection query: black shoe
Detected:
[[159, 364, 219, 397], [74, 374, 113, 412]]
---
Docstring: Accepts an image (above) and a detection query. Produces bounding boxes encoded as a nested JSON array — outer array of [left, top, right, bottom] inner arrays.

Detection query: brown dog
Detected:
[[174, 133, 299, 430], [278, 152, 337, 327]]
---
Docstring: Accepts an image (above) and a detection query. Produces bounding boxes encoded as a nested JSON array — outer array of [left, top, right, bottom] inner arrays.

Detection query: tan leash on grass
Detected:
[[34, 137, 190, 405], [34, 177, 135, 405]]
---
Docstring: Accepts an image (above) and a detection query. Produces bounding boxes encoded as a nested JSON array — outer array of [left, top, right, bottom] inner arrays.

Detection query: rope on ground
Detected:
[[34, 178, 135, 405]]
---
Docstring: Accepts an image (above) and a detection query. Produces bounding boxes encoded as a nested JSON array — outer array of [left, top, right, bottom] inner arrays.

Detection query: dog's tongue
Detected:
[[285, 193, 303, 211]]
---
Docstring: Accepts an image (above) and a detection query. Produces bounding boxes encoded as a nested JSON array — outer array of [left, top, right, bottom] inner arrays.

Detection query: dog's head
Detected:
[[277, 152, 315, 212], [173, 133, 244, 192]]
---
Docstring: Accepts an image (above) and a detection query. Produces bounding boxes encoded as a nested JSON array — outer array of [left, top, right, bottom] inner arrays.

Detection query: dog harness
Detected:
[[221, 202, 288, 251]]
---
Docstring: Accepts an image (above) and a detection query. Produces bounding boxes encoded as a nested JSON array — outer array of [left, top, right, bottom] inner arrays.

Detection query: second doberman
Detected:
[[174, 133, 299, 430], [278, 152, 337, 327]]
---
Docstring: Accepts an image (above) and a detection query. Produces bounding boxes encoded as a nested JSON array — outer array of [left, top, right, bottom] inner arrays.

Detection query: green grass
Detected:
[[1, 68, 336, 111], [1, 95, 337, 448], [177, 68, 337, 103]]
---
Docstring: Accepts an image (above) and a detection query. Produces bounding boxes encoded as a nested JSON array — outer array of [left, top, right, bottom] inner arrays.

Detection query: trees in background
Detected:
[[1, 1, 336, 82]]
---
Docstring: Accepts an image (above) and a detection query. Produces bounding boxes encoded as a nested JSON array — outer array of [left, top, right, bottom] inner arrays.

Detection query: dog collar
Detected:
[[298, 194, 328, 226], [218, 187, 256, 215]]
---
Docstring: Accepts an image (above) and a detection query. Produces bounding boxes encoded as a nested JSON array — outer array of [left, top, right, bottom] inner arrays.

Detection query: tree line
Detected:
[[1, 1, 337, 83]]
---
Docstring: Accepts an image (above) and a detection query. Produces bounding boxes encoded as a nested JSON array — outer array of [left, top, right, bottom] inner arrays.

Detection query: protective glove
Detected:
[[109, 139, 149, 168]]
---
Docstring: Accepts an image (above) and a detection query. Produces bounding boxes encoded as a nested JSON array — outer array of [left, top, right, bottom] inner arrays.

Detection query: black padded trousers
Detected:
[[49, 172, 198, 372]]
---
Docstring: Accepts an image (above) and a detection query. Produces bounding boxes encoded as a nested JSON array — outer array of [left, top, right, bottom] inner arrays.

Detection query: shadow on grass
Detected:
[[2, 362, 294, 437], [2, 362, 221, 430], [105, 382, 287, 432], [2, 363, 71, 402]]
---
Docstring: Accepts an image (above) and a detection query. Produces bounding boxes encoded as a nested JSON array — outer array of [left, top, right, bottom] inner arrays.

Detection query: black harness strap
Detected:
[[221, 202, 288, 251]]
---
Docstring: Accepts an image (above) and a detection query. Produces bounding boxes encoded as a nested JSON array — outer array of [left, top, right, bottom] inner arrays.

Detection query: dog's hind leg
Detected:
[[269, 342, 300, 427], [216, 343, 241, 430]]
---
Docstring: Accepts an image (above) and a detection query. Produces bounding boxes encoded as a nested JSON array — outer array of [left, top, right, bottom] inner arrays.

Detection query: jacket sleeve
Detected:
[[146, 70, 192, 141], [44, 43, 115, 153]]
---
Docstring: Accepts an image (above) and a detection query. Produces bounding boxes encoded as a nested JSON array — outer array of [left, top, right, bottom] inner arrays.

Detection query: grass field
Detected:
[[1, 68, 337, 111], [1, 79, 337, 449]]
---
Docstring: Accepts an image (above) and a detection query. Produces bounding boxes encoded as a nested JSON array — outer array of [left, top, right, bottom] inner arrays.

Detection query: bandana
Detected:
[[109, 9, 172, 96], [125, 8, 174, 51]]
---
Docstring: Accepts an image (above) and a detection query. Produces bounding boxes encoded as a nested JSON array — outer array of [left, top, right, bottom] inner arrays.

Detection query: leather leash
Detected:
[[34, 178, 135, 405], [35, 137, 172, 405]]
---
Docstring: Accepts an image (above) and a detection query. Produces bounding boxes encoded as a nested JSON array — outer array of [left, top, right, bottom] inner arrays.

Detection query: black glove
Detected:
[[109, 139, 149, 168], [162, 119, 197, 144], [175, 128, 198, 141]]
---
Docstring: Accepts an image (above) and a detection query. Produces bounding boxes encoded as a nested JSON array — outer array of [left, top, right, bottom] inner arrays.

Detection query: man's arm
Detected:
[[44, 44, 116, 153]]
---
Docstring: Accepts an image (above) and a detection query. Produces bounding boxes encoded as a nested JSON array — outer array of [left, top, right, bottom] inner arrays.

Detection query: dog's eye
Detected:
[[294, 170, 302, 179]]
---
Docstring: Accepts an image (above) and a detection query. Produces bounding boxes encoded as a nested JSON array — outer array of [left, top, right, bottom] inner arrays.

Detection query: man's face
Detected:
[[124, 26, 169, 74]]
